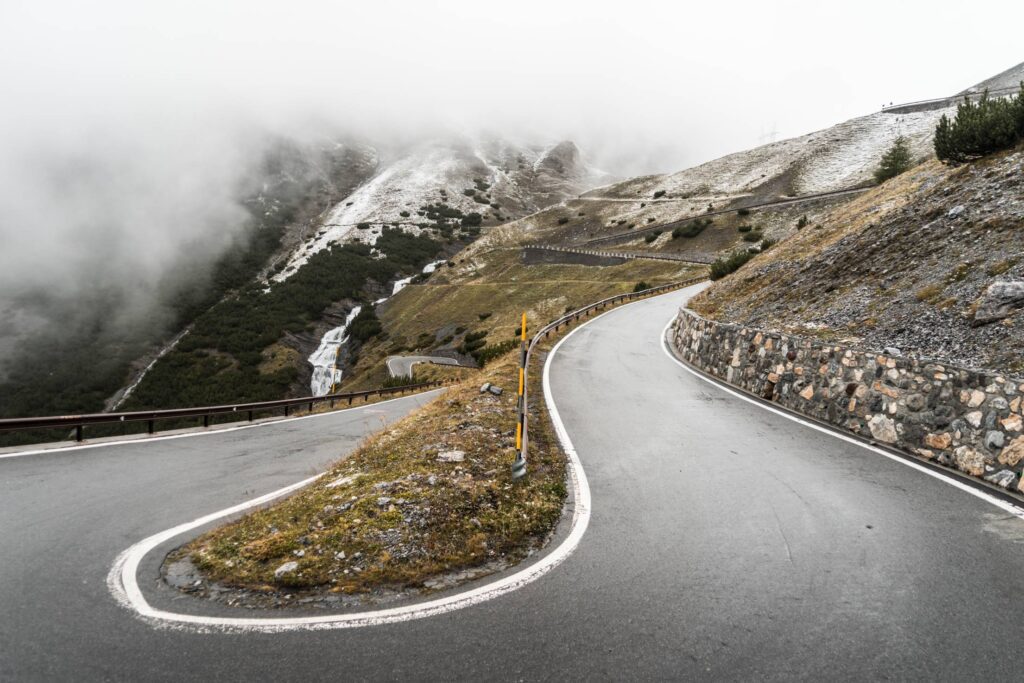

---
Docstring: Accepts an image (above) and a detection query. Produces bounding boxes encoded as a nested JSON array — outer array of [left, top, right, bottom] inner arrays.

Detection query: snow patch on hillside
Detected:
[[272, 138, 611, 283], [594, 108, 953, 201]]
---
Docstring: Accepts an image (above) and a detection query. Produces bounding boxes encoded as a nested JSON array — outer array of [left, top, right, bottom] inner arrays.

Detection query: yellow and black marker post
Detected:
[[511, 311, 528, 479]]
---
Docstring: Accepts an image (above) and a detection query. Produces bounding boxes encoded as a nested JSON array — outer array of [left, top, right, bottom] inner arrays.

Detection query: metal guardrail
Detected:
[[0, 380, 450, 443], [515, 275, 709, 474], [524, 244, 713, 265], [881, 85, 1021, 113]]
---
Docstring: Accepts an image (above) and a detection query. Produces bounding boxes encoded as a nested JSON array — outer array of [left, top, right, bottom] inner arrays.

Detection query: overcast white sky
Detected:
[[0, 0, 1021, 351], [2, 0, 1022, 173]]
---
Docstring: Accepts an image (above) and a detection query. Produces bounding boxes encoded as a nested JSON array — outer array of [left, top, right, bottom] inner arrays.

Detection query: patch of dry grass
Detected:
[[339, 246, 700, 391], [690, 160, 948, 318], [258, 343, 299, 375], [187, 350, 566, 593]]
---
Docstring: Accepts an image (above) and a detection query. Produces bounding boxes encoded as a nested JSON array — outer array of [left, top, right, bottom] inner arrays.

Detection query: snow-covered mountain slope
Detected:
[[272, 137, 612, 281], [959, 60, 1024, 95], [588, 108, 950, 203], [589, 63, 1024, 206]]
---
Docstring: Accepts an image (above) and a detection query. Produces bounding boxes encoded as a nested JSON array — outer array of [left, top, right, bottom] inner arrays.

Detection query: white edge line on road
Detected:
[[0, 390, 445, 460], [659, 311, 1024, 521], [106, 306, 604, 633]]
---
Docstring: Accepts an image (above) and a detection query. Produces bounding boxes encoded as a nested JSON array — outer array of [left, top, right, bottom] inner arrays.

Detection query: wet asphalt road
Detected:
[[2, 286, 1023, 681], [385, 355, 461, 378]]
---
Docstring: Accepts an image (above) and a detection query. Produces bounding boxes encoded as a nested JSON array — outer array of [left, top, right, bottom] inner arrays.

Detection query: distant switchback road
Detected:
[[2, 287, 1023, 680]]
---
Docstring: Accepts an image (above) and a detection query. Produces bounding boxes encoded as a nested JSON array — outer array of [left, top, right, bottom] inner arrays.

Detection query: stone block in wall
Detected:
[[671, 305, 1024, 495]]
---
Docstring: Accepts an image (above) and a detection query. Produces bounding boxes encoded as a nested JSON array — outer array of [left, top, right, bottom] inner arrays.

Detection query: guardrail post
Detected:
[[147, 419, 155, 435], [284, 405, 290, 417], [512, 311, 528, 480], [75, 425, 83, 442], [203, 414, 209, 428], [248, 410, 253, 422]]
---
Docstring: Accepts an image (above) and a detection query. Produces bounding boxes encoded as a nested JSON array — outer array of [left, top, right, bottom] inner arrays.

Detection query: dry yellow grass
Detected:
[[187, 350, 566, 594], [690, 161, 950, 318], [340, 245, 701, 391]]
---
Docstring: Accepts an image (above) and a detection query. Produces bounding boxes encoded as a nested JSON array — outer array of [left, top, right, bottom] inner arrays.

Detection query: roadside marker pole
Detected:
[[512, 311, 528, 479]]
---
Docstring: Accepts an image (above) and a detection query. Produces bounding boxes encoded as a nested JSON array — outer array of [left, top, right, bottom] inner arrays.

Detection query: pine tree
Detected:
[[934, 114, 955, 162], [935, 86, 1024, 163], [874, 136, 912, 183], [1014, 83, 1024, 137]]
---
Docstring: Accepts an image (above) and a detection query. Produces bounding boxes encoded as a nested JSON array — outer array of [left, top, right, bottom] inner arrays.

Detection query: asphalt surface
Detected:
[[385, 355, 461, 378], [3, 286, 1024, 681]]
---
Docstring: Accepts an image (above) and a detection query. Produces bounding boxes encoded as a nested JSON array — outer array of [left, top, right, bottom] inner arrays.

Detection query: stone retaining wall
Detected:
[[671, 307, 1024, 495]]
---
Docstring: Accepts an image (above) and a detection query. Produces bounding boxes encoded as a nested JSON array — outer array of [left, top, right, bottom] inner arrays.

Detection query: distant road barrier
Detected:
[[515, 275, 708, 476], [881, 85, 1021, 115], [523, 244, 713, 265], [0, 380, 450, 443]]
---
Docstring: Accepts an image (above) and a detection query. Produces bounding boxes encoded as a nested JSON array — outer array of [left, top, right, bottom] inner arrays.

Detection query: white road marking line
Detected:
[[105, 304, 612, 632], [0, 390, 444, 460], [659, 312, 1024, 521]]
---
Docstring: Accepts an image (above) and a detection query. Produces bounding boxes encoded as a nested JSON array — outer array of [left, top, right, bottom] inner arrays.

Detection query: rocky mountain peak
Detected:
[[536, 141, 582, 178]]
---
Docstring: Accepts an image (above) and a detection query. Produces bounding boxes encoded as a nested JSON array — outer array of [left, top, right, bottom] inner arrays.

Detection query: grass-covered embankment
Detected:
[[185, 349, 566, 594], [339, 245, 703, 390], [124, 228, 442, 409]]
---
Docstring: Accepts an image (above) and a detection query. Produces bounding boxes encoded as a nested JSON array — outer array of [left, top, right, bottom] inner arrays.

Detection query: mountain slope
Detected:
[[959, 61, 1024, 94], [587, 108, 945, 201], [0, 135, 380, 432], [692, 144, 1024, 373], [114, 135, 612, 410], [273, 137, 611, 281]]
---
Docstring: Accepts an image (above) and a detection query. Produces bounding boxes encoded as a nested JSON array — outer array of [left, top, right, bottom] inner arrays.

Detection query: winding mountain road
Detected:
[[385, 354, 462, 378], [3, 286, 1023, 680]]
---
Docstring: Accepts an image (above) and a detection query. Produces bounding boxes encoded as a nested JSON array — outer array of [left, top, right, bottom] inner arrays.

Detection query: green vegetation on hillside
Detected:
[[125, 229, 441, 409], [709, 250, 755, 280], [672, 218, 713, 239], [934, 86, 1024, 163], [0, 153, 351, 435], [874, 136, 912, 183]]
